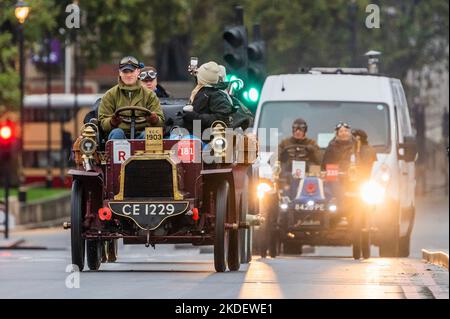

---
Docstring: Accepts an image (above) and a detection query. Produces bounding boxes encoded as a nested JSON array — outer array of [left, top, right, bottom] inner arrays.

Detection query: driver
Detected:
[[278, 118, 321, 176], [98, 56, 165, 140]]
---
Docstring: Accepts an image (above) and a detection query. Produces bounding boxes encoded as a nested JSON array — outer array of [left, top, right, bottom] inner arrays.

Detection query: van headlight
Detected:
[[257, 182, 272, 199], [360, 180, 385, 205]]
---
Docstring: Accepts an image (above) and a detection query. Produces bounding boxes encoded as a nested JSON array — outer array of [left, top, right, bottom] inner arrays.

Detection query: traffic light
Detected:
[[223, 25, 248, 82], [0, 120, 18, 162], [247, 39, 266, 85]]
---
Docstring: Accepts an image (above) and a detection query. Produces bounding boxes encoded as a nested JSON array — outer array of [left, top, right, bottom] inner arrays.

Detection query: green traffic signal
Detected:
[[248, 88, 259, 102], [242, 88, 260, 103]]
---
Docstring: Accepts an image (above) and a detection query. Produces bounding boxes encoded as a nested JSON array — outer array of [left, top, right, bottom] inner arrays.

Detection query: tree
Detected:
[[0, 0, 56, 109], [188, 0, 449, 80]]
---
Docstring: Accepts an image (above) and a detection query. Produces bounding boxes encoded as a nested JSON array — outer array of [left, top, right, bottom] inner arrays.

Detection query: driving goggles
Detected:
[[119, 56, 140, 68], [139, 71, 158, 81], [292, 124, 308, 131], [335, 122, 351, 130]]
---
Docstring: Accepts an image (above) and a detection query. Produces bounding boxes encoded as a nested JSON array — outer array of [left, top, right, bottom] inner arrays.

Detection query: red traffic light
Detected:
[[0, 121, 17, 144], [0, 126, 12, 140]]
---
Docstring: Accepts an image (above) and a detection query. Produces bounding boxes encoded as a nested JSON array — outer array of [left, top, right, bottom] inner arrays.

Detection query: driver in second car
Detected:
[[98, 56, 165, 140]]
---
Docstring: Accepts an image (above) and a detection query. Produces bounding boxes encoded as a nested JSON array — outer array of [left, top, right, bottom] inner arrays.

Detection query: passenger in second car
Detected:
[[322, 121, 355, 172], [182, 61, 234, 135]]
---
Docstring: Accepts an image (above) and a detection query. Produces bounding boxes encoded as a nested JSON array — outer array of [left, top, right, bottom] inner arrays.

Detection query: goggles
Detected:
[[119, 56, 140, 68], [335, 122, 351, 130], [139, 70, 158, 81], [292, 124, 307, 132]]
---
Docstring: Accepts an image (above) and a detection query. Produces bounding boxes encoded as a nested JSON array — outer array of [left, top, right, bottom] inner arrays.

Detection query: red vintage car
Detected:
[[66, 102, 259, 272]]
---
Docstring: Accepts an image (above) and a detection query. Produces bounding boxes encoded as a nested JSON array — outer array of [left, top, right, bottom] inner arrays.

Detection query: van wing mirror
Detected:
[[398, 135, 418, 162]]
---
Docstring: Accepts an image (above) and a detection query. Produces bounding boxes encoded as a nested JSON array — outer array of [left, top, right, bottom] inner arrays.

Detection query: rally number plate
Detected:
[[108, 201, 189, 230], [294, 203, 326, 212]]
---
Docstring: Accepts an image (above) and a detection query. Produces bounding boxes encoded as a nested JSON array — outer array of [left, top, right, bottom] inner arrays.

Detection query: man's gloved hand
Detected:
[[182, 111, 200, 122], [145, 112, 159, 125], [110, 114, 122, 128]]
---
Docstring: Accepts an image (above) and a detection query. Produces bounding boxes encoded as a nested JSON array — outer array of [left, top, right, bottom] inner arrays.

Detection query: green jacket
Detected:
[[98, 78, 165, 134]]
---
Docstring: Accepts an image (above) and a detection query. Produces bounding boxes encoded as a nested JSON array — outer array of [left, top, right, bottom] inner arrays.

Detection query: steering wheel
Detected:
[[114, 106, 152, 124]]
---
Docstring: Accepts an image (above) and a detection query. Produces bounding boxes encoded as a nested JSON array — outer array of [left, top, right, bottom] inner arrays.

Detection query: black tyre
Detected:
[[71, 180, 85, 271], [228, 227, 240, 271], [259, 193, 277, 258], [239, 176, 250, 264], [245, 227, 253, 263], [251, 225, 259, 255], [87, 240, 102, 271], [352, 210, 365, 260], [283, 241, 303, 255], [214, 182, 230, 272], [398, 234, 411, 258], [352, 230, 362, 260], [259, 222, 269, 258], [269, 230, 279, 258], [361, 230, 371, 259], [101, 241, 108, 263], [107, 239, 118, 262]]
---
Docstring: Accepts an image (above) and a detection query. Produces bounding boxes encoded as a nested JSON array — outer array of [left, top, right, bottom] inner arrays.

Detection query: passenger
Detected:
[[352, 128, 377, 179], [321, 122, 355, 172], [98, 56, 165, 140], [139, 66, 170, 98], [278, 118, 321, 176], [215, 65, 254, 130], [182, 61, 234, 134]]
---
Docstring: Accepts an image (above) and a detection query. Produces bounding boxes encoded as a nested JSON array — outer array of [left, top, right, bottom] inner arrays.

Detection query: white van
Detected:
[[253, 69, 417, 257]]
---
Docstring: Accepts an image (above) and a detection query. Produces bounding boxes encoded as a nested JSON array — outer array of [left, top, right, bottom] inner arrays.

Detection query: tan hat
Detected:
[[218, 65, 227, 81], [197, 61, 220, 85]]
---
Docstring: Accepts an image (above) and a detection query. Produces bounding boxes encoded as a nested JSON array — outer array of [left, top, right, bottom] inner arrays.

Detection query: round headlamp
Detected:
[[212, 136, 227, 155], [80, 137, 97, 156]]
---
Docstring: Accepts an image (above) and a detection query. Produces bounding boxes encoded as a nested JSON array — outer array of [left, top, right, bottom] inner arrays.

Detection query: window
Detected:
[[258, 101, 391, 153]]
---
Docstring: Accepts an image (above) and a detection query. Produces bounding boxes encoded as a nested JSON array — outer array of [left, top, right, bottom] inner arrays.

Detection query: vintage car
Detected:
[[66, 99, 259, 272], [252, 65, 418, 259], [255, 142, 385, 260]]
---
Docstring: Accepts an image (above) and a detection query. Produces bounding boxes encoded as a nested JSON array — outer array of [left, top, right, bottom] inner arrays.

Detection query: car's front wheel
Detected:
[[214, 181, 231, 272], [87, 240, 102, 271], [107, 239, 119, 262], [71, 180, 85, 271]]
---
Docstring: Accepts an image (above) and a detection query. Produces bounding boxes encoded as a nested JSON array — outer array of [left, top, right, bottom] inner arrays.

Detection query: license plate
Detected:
[[295, 203, 326, 211], [108, 201, 189, 230]]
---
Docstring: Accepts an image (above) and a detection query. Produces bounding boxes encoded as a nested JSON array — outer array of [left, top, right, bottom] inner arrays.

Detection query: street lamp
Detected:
[[15, 1, 30, 202], [15, 1, 30, 24]]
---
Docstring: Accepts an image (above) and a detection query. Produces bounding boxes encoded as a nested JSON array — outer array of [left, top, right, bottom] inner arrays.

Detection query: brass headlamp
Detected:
[[210, 121, 228, 157], [79, 125, 98, 157]]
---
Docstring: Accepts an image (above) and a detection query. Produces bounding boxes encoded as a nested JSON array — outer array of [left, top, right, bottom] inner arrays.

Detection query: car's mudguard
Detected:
[[68, 169, 103, 188], [201, 168, 239, 222]]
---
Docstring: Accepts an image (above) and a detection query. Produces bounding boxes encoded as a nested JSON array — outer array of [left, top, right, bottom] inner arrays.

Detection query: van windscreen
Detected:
[[257, 101, 390, 153]]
